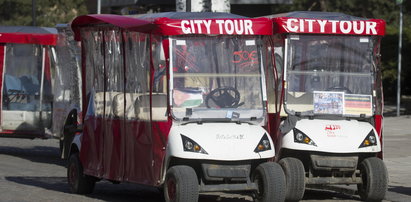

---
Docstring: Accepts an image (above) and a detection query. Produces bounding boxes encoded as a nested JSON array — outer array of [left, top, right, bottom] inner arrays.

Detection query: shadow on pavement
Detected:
[[389, 185, 411, 196], [5, 176, 164, 202], [303, 188, 362, 201], [6, 176, 69, 193], [5, 176, 254, 202], [0, 145, 65, 167]]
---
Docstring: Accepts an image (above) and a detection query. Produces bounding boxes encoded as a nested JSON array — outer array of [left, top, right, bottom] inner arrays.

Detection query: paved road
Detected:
[[0, 116, 410, 201]]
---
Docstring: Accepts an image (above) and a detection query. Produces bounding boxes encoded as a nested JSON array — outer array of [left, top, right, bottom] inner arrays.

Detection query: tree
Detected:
[[0, 0, 88, 27]]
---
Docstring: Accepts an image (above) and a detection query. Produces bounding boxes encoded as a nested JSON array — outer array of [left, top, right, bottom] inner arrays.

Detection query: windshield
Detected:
[[3, 43, 52, 112], [170, 36, 265, 122], [285, 35, 378, 117]]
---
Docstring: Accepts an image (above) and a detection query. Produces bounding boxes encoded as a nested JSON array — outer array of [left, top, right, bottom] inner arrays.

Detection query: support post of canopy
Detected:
[[397, 1, 403, 117]]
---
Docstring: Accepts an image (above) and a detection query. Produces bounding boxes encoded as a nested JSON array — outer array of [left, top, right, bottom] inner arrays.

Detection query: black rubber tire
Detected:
[[357, 157, 388, 201], [279, 157, 306, 201], [67, 153, 95, 194], [164, 165, 199, 202], [252, 162, 286, 202]]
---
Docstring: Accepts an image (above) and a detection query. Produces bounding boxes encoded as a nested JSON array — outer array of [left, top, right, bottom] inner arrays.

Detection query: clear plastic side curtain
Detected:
[[0, 44, 4, 128], [123, 31, 155, 184], [103, 28, 125, 180], [80, 28, 105, 177], [52, 27, 82, 138], [151, 35, 170, 183]]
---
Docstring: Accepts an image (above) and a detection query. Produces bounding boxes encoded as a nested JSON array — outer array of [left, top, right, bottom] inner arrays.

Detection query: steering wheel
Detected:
[[326, 86, 352, 94], [205, 87, 242, 108]]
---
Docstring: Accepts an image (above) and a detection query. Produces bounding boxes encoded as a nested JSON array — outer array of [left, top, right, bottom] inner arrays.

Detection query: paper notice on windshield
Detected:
[[245, 40, 255, 46], [313, 91, 344, 115], [176, 40, 186, 46], [344, 94, 372, 116]]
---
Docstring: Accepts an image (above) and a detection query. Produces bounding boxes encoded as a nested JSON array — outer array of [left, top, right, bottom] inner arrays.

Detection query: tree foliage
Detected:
[[0, 0, 87, 27]]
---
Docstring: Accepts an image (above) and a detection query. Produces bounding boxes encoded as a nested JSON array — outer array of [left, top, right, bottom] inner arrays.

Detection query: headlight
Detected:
[[293, 128, 317, 146], [359, 130, 378, 148], [181, 134, 208, 154], [254, 133, 272, 152]]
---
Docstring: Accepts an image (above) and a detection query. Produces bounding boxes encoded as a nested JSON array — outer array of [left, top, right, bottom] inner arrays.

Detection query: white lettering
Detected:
[[317, 20, 327, 33], [353, 21, 365, 34], [190, 20, 195, 33], [216, 20, 225, 34], [299, 19, 305, 32], [329, 20, 338, 33], [287, 18, 299, 32], [244, 20, 253, 34], [366, 21, 377, 35], [305, 19, 315, 32], [203, 20, 212, 34], [340, 21, 352, 34], [181, 20, 191, 34], [234, 20, 244, 34], [193, 20, 203, 33], [225, 20, 234, 34]]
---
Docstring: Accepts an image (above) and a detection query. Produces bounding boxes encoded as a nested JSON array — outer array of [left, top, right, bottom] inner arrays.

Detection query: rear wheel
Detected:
[[252, 162, 286, 202], [279, 157, 305, 201], [67, 153, 95, 194], [357, 157, 388, 201], [164, 165, 199, 202]]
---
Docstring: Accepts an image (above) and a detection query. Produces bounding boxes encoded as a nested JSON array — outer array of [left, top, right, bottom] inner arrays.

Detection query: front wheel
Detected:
[[357, 157, 388, 201], [279, 157, 305, 201], [67, 153, 95, 194], [252, 162, 286, 202], [164, 165, 199, 202]]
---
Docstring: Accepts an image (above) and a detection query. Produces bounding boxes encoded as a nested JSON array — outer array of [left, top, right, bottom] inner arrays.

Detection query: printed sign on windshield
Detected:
[[313, 91, 344, 115], [344, 94, 372, 116]]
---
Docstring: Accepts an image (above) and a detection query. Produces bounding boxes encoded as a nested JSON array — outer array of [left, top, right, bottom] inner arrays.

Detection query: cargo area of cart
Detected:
[[67, 13, 286, 202], [0, 26, 57, 138], [264, 11, 388, 201]]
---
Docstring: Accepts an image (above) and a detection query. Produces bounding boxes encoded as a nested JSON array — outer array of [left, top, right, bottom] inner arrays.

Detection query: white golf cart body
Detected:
[[265, 11, 388, 201], [68, 13, 285, 201]]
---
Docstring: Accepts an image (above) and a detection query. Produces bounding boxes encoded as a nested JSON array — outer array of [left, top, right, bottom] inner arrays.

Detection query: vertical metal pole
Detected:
[[97, 0, 101, 14], [186, 0, 191, 11], [397, 4, 403, 116], [32, 0, 36, 26]]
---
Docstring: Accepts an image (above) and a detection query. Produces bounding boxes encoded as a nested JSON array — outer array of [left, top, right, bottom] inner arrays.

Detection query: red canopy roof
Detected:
[[71, 13, 273, 40], [0, 26, 57, 45], [71, 14, 154, 41], [267, 11, 385, 36], [137, 12, 272, 35]]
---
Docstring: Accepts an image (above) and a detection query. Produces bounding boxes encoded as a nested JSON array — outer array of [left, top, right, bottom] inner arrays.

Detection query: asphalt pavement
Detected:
[[0, 115, 410, 201]]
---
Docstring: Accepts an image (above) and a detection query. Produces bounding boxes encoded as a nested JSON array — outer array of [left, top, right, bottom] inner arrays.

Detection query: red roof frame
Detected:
[[71, 14, 273, 41], [71, 14, 155, 41], [0, 26, 57, 45], [148, 17, 272, 35], [267, 12, 385, 36]]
